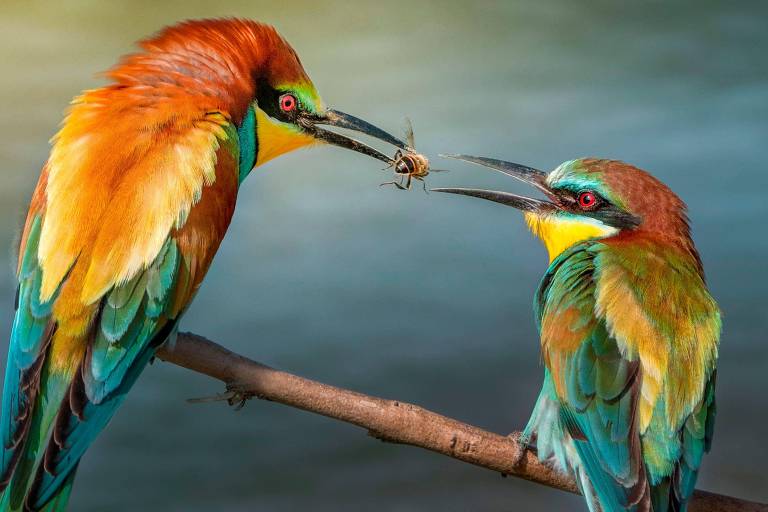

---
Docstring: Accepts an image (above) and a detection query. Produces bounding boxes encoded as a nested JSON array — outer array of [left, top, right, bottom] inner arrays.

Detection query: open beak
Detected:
[[300, 109, 407, 165], [432, 154, 557, 213]]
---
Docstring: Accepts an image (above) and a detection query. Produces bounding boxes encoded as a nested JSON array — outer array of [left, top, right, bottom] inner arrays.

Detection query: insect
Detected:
[[381, 119, 444, 191]]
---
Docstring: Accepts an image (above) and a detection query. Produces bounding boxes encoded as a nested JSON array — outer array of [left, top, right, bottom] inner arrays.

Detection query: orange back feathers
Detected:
[[29, 18, 309, 311]]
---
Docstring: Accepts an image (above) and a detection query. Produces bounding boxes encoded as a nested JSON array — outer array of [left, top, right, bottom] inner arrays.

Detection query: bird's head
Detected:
[[435, 156, 693, 261], [243, 27, 407, 171], [112, 19, 406, 181]]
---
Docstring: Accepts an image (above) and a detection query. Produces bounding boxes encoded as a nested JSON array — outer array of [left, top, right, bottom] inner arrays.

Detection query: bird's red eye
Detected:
[[578, 191, 597, 209], [279, 94, 297, 112]]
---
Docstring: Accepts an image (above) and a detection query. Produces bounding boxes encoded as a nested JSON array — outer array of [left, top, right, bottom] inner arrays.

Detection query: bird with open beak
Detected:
[[0, 18, 411, 511], [435, 155, 720, 512]]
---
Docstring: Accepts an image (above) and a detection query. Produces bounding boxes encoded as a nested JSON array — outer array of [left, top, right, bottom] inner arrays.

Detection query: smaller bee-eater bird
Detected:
[[435, 156, 720, 512], [1, 18, 409, 511]]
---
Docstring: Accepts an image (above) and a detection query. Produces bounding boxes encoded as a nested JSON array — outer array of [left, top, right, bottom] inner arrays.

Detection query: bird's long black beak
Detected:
[[432, 154, 556, 213], [300, 109, 407, 165]]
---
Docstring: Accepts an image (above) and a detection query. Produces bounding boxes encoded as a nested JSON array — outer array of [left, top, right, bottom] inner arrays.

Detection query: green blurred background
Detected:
[[1, 1, 766, 510]]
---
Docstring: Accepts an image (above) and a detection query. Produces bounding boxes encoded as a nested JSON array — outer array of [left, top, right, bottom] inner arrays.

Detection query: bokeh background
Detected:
[[1, 1, 766, 510]]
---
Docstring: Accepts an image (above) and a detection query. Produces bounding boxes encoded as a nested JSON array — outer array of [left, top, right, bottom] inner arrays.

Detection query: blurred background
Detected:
[[1, 1, 766, 510]]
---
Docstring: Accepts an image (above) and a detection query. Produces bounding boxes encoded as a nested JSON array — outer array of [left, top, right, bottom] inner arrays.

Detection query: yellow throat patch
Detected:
[[255, 106, 317, 166], [524, 212, 617, 261]]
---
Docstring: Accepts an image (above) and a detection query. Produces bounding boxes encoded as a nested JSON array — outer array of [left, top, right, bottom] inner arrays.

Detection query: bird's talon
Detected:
[[507, 432, 533, 467], [186, 385, 254, 410], [225, 384, 254, 410]]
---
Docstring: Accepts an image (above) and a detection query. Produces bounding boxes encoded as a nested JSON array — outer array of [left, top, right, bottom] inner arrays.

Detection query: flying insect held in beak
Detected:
[[380, 119, 445, 192]]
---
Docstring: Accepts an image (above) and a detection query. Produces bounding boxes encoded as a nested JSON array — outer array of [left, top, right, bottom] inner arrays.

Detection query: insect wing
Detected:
[[403, 117, 416, 150]]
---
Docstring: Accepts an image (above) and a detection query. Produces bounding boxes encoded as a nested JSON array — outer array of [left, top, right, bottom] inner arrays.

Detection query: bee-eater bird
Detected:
[[0, 18, 409, 511], [435, 156, 720, 512]]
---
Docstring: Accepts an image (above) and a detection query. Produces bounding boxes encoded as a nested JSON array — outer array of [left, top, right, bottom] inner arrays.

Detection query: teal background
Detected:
[[0, 1, 766, 510]]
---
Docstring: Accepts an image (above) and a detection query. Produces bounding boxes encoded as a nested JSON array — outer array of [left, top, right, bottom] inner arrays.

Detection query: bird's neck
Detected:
[[524, 212, 618, 262], [237, 105, 257, 184]]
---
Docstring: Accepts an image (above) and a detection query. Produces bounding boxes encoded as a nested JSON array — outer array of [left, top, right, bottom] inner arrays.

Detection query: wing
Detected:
[[1, 88, 240, 510], [0, 213, 53, 489], [593, 237, 719, 510], [25, 238, 184, 508], [536, 245, 648, 511], [403, 117, 415, 149], [537, 239, 720, 512], [644, 372, 716, 512]]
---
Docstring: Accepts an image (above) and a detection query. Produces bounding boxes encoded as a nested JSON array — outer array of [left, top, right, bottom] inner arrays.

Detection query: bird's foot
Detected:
[[186, 383, 254, 411], [224, 383, 255, 410], [507, 431, 534, 468]]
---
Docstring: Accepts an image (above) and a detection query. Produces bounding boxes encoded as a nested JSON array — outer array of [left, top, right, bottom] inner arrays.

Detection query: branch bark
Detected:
[[155, 332, 766, 512]]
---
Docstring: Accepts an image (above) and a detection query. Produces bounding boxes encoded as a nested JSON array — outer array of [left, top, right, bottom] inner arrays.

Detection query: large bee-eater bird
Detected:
[[436, 156, 720, 512], [1, 18, 408, 511]]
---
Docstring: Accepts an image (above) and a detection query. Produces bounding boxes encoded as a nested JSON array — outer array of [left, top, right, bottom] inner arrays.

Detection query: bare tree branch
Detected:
[[155, 332, 767, 512]]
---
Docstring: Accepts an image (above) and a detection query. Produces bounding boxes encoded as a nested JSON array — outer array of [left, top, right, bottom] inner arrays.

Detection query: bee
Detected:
[[381, 119, 444, 191]]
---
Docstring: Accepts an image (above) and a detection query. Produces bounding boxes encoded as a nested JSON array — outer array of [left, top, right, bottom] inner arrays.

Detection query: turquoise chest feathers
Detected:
[[237, 105, 257, 184]]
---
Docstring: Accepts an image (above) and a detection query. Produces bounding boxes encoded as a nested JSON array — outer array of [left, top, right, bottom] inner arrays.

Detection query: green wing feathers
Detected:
[[1, 217, 55, 487], [533, 240, 719, 512], [0, 234, 185, 511], [88, 239, 179, 402], [537, 245, 649, 511], [1, 93, 239, 511], [33, 239, 183, 509]]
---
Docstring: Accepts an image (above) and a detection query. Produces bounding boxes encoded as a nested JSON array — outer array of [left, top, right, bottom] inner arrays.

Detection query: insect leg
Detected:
[[380, 180, 408, 190], [412, 175, 428, 193], [417, 177, 428, 193]]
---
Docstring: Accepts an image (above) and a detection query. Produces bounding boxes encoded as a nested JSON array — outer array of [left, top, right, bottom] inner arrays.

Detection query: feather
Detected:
[[1, 18, 315, 510], [529, 238, 719, 512]]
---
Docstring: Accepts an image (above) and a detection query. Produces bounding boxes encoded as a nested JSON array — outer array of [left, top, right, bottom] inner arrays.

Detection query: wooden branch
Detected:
[[155, 332, 767, 512]]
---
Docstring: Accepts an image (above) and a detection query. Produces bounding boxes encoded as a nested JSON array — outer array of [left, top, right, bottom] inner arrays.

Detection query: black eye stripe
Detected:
[[553, 187, 640, 229], [255, 79, 300, 121], [554, 188, 605, 207]]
